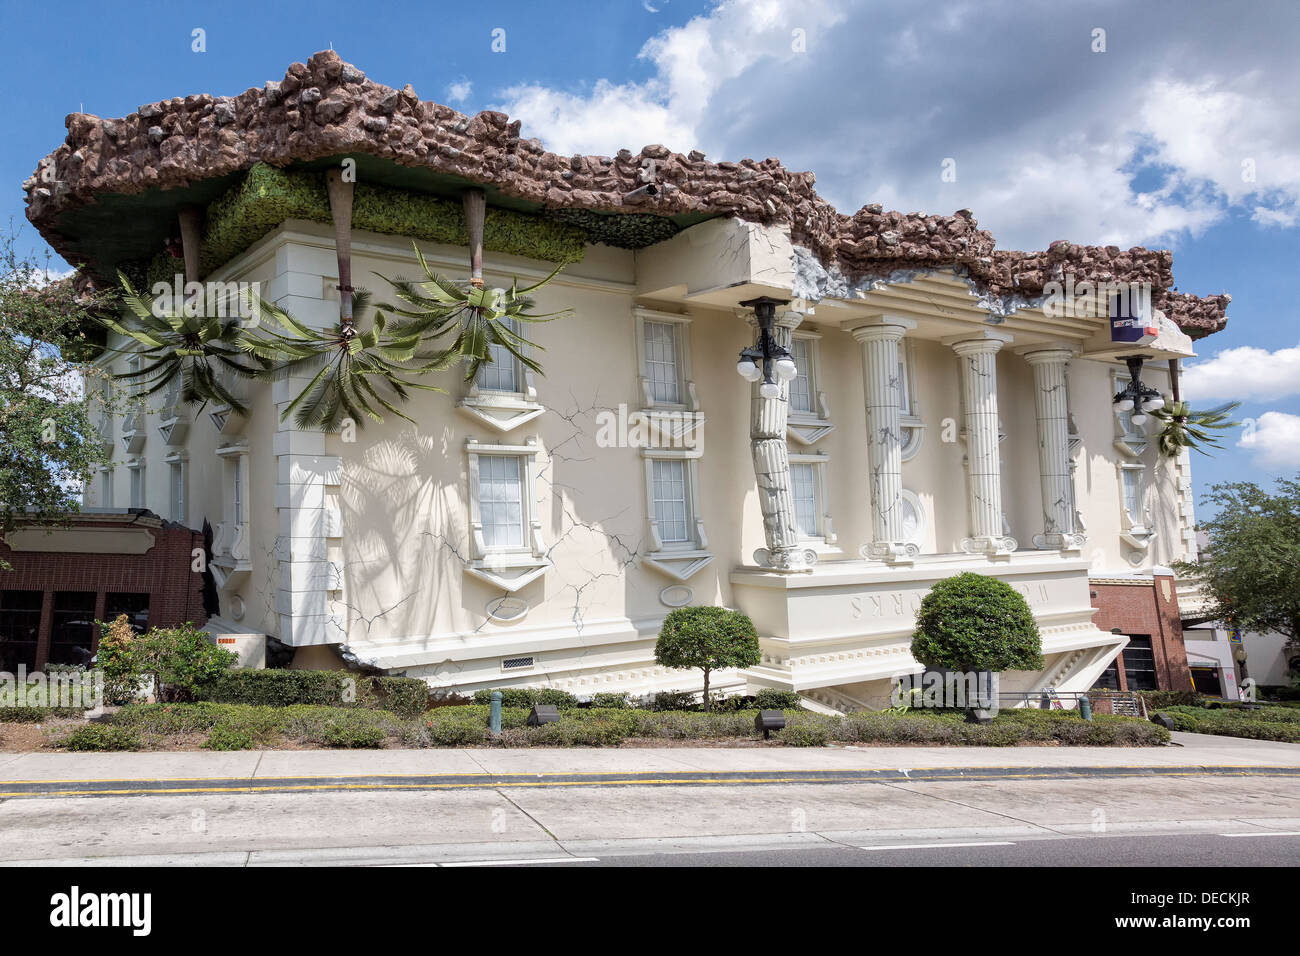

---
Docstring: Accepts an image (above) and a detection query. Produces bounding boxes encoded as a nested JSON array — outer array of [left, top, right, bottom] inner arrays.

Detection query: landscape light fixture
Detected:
[[738, 296, 796, 399], [1113, 355, 1164, 425]]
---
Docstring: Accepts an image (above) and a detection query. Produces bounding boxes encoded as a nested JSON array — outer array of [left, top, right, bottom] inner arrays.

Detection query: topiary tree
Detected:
[[654, 606, 761, 711], [911, 572, 1043, 675]]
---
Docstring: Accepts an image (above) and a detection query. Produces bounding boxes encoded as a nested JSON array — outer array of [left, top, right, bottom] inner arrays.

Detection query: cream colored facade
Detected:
[[85, 216, 1204, 710]]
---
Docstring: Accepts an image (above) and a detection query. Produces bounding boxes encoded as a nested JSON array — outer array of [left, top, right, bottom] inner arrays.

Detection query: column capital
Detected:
[[1020, 345, 1077, 366], [944, 328, 1014, 354], [850, 316, 916, 343], [775, 309, 806, 331]]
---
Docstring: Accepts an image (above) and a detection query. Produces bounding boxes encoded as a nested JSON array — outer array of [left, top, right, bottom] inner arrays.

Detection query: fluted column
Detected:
[[949, 330, 1016, 555], [1025, 348, 1086, 551], [751, 309, 815, 572], [853, 318, 917, 564]]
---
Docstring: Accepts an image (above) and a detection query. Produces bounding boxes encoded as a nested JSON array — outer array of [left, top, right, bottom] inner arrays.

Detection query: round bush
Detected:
[[204, 724, 255, 751], [779, 718, 832, 747], [61, 724, 141, 751], [911, 572, 1043, 672]]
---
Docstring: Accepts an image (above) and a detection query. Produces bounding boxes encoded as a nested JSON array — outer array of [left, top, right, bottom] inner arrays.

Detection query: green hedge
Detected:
[[470, 688, 580, 710], [199, 164, 586, 276], [196, 669, 430, 718], [1155, 705, 1300, 742]]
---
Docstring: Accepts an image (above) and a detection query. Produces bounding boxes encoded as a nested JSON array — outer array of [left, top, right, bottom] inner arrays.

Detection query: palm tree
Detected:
[[239, 291, 454, 431], [1150, 400, 1242, 457], [380, 243, 570, 383], [97, 273, 264, 413]]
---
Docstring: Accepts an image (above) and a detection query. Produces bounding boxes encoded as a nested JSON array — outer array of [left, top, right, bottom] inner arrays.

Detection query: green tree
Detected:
[[1175, 478, 1300, 652], [0, 226, 112, 549], [654, 606, 761, 711], [131, 623, 237, 702], [911, 572, 1043, 672]]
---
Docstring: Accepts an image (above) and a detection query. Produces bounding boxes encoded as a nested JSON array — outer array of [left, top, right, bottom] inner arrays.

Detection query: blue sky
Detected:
[[3, 0, 1298, 513]]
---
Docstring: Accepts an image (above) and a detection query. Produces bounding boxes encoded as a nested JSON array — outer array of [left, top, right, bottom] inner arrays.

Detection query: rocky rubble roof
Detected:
[[24, 50, 1228, 337]]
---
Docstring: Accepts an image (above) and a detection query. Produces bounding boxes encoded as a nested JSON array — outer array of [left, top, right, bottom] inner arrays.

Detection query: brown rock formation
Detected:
[[24, 50, 1228, 337]]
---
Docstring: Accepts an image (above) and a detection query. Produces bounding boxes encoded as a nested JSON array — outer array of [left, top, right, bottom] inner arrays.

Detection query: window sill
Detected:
[[458, 392, 545, 434]]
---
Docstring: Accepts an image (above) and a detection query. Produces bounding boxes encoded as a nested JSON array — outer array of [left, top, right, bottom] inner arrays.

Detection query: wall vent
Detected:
[[501, 656, 535, 671]]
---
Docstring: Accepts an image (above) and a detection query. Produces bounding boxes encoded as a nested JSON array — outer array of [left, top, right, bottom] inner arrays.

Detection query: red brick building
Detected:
[[0, 510, 206, 671], [1089, 568, 1193, 692]]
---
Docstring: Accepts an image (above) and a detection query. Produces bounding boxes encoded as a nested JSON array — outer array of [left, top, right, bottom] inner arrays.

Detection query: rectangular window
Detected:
[[100, 469, 113, 507], [169, 460, 186, 524], [475, 319, 520, 393], [49, 591, 97, 668], [790, 462, 819, 537], [1091, 658, 1121, 691], [479, 455, 525, 549], [1122, 468, 1142, 522], [129, 464, 145, 510], [652, 458, 690, 543], [644, 320, 681, 405], [898, 347, 914, 416], [789, 338, 814, 414], [1121, 635, 1159, 691], [104, 592, 150, 635], [0, 590, 43, 672]]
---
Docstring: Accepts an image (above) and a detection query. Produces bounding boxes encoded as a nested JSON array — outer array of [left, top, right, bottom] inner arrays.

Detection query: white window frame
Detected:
[[788, 451, 838, 548], [1118, 461, 1155, 553], [165, 453, 188, 525], [643, 448, 705, 552], [99, 466, 113, 507], [457, 319, 544, 435], [1112, 369, 1151, 458], [635, 308, 699, 413], [785, 330, 835, 446], [465, 438, 550, 592], [898, 341, 924, 461], [899, 488, 928, 550], [127, 458, 145, 510], [213, 443, 251, 565]]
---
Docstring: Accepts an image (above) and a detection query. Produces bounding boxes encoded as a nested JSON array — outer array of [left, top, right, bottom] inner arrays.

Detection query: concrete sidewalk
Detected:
[[1, 731, 1297, 790]]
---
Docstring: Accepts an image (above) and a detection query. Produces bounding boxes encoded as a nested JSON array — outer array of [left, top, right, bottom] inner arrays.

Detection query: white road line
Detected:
[[857, 841, 1016, 851], [1219, 831, 1300, 838], [438, 857, 600, 866]]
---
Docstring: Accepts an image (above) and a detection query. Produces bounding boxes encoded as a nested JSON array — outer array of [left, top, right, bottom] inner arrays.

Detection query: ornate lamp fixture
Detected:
[[1113, 355, 1165, 425], [737, 296, 795, 398]]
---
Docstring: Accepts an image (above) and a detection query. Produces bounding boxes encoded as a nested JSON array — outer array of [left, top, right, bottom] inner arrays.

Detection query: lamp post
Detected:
[[736, 296, 796, 395], [1113, 355, 1165, 425]]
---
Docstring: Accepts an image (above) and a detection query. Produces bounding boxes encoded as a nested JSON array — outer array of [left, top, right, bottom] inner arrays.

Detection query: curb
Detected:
[[2, 764, 1297, 799]]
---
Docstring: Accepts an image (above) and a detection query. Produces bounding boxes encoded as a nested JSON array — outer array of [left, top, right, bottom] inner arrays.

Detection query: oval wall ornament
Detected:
[[659, 585, 694, 608], [486, 596, 530, 623]]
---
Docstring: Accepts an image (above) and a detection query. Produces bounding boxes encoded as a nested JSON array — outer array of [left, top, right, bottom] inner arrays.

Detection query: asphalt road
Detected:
[[2, 772, 1298, 866]]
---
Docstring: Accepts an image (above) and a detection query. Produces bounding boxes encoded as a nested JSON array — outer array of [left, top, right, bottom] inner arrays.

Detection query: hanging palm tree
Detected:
[[97, 273, 264, 414], [1150, 400, 1242, 457], [380, 243, 570, 383], [240, 290, 454, 431]]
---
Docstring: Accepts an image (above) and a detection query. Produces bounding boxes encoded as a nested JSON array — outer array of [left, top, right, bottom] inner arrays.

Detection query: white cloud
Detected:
[[1238, 411, 1300, 469], [445, 80, 472, 104], [490, 0, 1300, 250], [1182, 343, 1300, 401]]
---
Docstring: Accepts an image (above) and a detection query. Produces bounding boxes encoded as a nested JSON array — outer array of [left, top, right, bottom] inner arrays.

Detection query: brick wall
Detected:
[[1090, 572, 1193, 691], [0, 516, 206, 669]]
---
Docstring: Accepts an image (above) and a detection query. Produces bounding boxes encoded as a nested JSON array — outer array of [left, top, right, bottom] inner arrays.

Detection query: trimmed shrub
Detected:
[[911, 572, 1043, 673], [1157, 705, 1300, 742], [321, 718, 386, 749], [199, 669, 429, 717], [204, 724, 255, 751], [755, 689, 802, 711], [530, 718, 627, 747], [590, 692, 632, 709], [60, 724, 141, 751], [779, 718, 832, 747], [0, 706, 67, 723], [655, 607, 761, 711], [424, 710, 488, 746], [1140, 690, 1204, 710], [470, 688, 579, 710], [651, 690, 699, 712]]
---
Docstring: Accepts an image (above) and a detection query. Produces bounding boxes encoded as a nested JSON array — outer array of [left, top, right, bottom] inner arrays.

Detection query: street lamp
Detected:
[[738, 296, 795, 399], [1113, 355, 1164, 425]]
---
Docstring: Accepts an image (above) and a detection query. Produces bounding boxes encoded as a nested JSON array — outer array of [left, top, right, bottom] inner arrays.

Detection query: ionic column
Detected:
[[948, 330, 1016, 555], [1024, 348, 1085, 551], [750, 309, 814, 572], [853, 318, 916, 564]]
